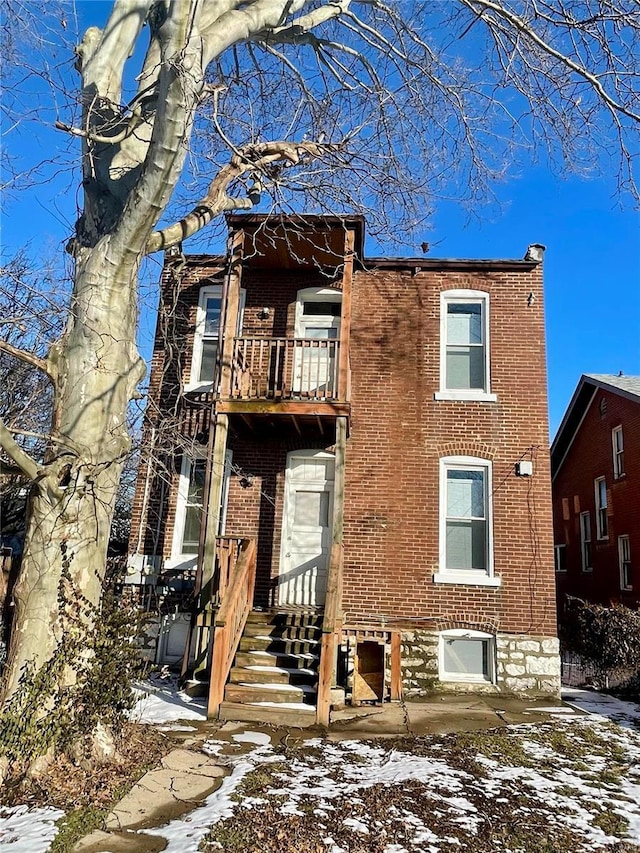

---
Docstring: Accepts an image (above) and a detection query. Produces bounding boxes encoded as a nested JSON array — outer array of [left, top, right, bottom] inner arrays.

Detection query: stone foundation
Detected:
[[401, 630, 560, 698]]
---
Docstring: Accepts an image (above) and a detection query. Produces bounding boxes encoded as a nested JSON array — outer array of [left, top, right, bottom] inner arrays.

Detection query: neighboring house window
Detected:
[[435, 291, 496, 402], [579, 511, 592, 572], [439, 630, 496, 683], [554, 544, 567, 573], [189, 285, 245, 388], [618, 535, 632, 590], [435, 457, 499, 586], [612, 426, 624, 478], [594, 477, 608, 539]]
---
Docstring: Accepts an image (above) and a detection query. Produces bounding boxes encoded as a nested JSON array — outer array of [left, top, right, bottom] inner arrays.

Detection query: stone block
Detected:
[[541, 638, 560, 654], [517, 641, 540, 652], [505, 664, 526, 676], [527, 656, 561, 676]]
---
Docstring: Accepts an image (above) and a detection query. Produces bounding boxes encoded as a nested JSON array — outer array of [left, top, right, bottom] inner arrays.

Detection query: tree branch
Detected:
[[0, 340, 56, 382], [0, 417, 42, 481], [145, 140, 337, 254]]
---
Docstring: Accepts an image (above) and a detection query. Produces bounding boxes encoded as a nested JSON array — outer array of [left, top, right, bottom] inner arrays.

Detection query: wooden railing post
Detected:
[[316, 416, 347, 725], [337, 229, 354, 402]]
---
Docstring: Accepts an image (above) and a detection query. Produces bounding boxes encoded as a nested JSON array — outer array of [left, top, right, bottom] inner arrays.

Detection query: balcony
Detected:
[[217, 336, 349, 422]]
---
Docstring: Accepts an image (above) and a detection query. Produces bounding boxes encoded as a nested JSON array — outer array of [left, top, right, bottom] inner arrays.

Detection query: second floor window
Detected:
[[191, 285, 222, 385], [595, 477, 608, 539], [580, 512, 592, 572], [436, 292, 496, 402], [612, 426, 624, 478]]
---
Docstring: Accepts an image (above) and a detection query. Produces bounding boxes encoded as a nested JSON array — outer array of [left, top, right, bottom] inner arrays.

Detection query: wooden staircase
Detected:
[[218, 608, 323, 726]]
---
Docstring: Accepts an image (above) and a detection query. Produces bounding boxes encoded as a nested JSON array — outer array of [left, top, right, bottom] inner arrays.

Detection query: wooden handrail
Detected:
[[207, 537, 257, 718], [230, 337, 341, 401]]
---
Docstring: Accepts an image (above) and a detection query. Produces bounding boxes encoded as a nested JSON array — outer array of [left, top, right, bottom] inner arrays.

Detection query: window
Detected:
[[439, 630, 495, 683], [612, 426, 624, 478], [189, 285, 245, 389], [435, 457, 499, 586], [594, 477, 608, 539], [579, 511, 592, 572], [435, 291, 496, 402], [619, 535, 632, 590], [554, 544, 567, 573], [170, 450, 232, 566]]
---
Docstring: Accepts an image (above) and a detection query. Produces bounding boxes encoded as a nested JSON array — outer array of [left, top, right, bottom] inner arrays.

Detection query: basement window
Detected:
[[439, 630, 496, 683]]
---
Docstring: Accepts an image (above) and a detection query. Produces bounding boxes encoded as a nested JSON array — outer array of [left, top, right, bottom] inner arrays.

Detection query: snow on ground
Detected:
[[562, 687, 640, 725], [130, 676, 207, 724], [0, 806, 64, 852], [140, 700, 640, 853]]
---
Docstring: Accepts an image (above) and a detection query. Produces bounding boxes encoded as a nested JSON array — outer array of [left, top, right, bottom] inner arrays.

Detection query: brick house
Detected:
[[128, 214, 560, 724], [552, 374, 640, 614]]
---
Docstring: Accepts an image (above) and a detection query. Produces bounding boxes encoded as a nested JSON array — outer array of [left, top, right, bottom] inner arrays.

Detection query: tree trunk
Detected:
[[2, 247, 145, 699]]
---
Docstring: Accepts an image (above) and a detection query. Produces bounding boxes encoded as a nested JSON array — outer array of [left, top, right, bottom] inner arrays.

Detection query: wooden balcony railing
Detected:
[[207, 537, 257, 717], [230, 337, 341, 401]]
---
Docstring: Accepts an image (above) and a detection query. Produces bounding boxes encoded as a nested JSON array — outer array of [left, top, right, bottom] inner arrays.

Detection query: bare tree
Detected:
[[0, 0, 638, 738]]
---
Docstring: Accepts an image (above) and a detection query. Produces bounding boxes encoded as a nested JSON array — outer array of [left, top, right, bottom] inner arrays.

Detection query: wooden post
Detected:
[[316, 416, 348, 725], [337, 230, 354, 402], [390, 631, 403, 700], [219, 229, 244, 399]]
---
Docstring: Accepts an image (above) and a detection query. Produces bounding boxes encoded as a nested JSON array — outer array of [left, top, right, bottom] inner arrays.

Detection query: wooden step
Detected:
[[238, 634, 320, 654], [224, 682, 315, 705], [229, 665, 317, 686], [242, 622, 322, 641], [218, 701, 317, 727], [234, 649, 319, 669], [246, 609, 324, 628]]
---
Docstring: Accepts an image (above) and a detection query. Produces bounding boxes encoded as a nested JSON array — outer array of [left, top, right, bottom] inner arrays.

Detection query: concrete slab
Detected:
[[73, 828, 166, 853], [104, 750, 226, 831]]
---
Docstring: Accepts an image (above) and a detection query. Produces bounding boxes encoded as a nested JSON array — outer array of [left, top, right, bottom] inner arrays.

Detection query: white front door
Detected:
[[279, 451, 335, 606]]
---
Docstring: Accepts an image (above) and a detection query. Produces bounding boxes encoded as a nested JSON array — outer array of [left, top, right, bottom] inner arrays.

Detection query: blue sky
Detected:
[[1, 2, 638, 438]]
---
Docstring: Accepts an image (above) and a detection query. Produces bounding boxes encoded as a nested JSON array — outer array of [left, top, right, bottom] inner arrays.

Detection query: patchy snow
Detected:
[[562, 688, 640, 725], [232, 731, 272, 746], [0, 806, 64, 852], [130, 679, 207, 723]]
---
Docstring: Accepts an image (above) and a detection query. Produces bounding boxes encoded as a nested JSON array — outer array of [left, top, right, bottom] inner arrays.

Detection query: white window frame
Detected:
[[439, 629, 496, 684], [434, 456, 500, 587], [579, 511, 592, 572], [594, 477, 608, 540], [612, 426, 624, 479], [187, 285, 245, 391], [167, 449, 232, 570], [554, 544, 567, 573], [618, 535, 632, 590], [434, 290, 497, 403]]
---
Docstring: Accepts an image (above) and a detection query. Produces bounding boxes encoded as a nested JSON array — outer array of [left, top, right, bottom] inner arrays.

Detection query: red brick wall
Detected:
[[553, 389, 640, 608], [131, 253, 556, 639], [341, 267, 556, 636]]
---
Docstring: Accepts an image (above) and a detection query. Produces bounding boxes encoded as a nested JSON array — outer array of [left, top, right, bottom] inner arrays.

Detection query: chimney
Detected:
[[524, 243, 546, 263]]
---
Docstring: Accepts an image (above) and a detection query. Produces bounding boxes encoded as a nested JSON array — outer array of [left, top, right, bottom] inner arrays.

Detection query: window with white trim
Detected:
[[170, 450, 232, 565], [435, 457, 498, 586], [554, 544, 567, 573], [579, 511, 592, 572], [618, 535, 632, 590], [435, 291, 496, 402], [612, 426, 624, 478], [439, 630, 496, 683], [189, 285, 245, 389], [595, 477, 608, 539]]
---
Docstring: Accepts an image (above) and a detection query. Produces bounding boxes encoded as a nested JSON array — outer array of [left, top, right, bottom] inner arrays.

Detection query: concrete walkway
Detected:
[[73, 694, 580, 852]]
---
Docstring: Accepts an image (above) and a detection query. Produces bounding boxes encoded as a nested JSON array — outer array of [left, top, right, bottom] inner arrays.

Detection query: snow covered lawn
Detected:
[[195, 715, 640, 853]]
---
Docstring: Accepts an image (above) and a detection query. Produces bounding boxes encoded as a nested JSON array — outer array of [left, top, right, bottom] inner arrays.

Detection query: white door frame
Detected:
[[278, 449, 335, 607]]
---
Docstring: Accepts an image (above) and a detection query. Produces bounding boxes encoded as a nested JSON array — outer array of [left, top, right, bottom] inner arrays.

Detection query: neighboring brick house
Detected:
[[551, 374, 640, 614], [129, 214, 559, 724]]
